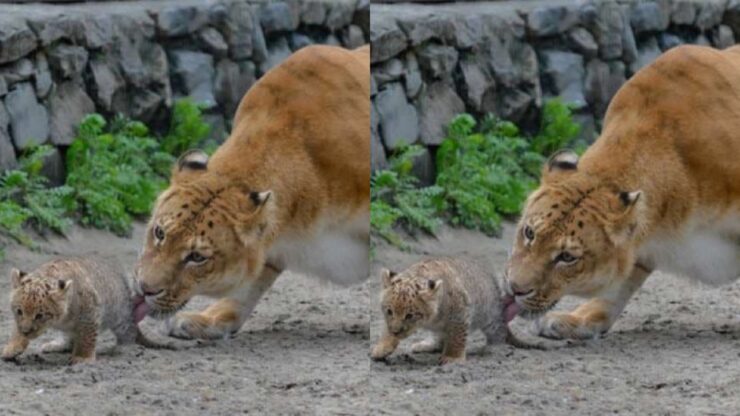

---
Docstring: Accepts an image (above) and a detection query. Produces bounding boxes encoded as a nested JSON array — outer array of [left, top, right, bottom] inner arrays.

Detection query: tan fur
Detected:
[[2, 257, 172, 365], [371, 257, 566, 365], [506, 45, 740, 339], [135, 45, 370, 339]]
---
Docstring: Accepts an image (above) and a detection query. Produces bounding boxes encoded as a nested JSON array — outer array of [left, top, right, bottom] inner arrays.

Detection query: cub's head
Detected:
[[134, 150, 275, 318], [379, 267, 442, 339], [9, 268, 72, 339], [505, 150, 644, 317]]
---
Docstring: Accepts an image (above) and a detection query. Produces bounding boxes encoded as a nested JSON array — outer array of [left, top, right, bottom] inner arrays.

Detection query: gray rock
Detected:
[[418, 82, 464, 145], [629, 37, 662, 74], [417, 44, 458, 80], [397, 16, 457, 47], [33, 53, 52, 99], [452, 15, 486, 49], [622, 11, 638, 63], [301, 1, 327, 26], [371, 76, 377, 97], [27, 14, 85, 47], [259, 37, 292, 74], [630, 2, 669, 34], [567, 27, 598, 58], [658, 33, 683, 51], [4, 82, 48, 150], [324, 34, 342, 47], [48, 44, 88, 79], [526, 5, 578, 37], [370, 18, 407, 63], [374, 58, 404, 85], [459, 57, 493, 111], [481, 87, 533, 124], [223, 2, 254, 60], [251, 12, 268, 63], [90, 56, 124, 112], [573, 112, 597, 144], [214, 59, 255, 118], [169, 50, 216, 109], [326, 1, 355, 31], [725, 0, 740, 35], [116, 37, 146, 86], [694, 33, 712, 46], [585, 59, 625, 117], [375, 82, 419, 149], [40, 147, 65, 187], [403, 52, 422, 99], [129, 89, 164, 123], [713, 25, 735, 49], [48, 82, 95, 146], [510, 41, 538, 85], [197, 27, 229, 58], [539, 50, 586, 110], [155, 5, 207, 37], [202, 113, 227, 143], [696, 2, 724, 31], [371, 103, 387, 171], [0, 102, 16, 171], [488, 37, 516, 87], [0, 18, 37, 64], [343, 25, 366, 49], [671, 1, 696, 25], [289, 33, 313, 51], [0, 77, 6, 97], [585, 2, 624, 60], [82, 15, 115, 49], [0, 58, 34, 84], [260, 2, 298, 34], [411, 147, 435, 187], [354, 0, 370, 37]]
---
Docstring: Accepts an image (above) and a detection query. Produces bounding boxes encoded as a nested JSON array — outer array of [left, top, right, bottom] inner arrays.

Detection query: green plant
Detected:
[[65, 114, 175, 235], [370, 145, 443, 247], [0, 146, 76, 246], [161, 99, 212, 156], [530, 98, 581, 157]]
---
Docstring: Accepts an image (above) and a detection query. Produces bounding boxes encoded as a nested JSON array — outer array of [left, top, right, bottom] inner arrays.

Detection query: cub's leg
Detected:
[[370, 332, 400, 361], [439, 323, 468, 365], [70, 324, 97, 365], [41, 334, 72, 353], [538, 264, 651, 340], [168, 266, 281, 340], [411, 333, 443, 353], [2, 331, 30, 361]]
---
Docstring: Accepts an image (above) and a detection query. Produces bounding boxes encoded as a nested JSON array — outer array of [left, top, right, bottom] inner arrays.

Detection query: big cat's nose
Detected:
[[508, 280, 534, 297], [135, 280, 163, 297]]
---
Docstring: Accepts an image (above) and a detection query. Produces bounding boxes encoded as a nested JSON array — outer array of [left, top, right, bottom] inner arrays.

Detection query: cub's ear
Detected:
[[57, 279, 73, 294], [175, 149, 209, 173], [543, 149, 579, 179], [380, 268, 397, 288], [10, 268, 26, 289]]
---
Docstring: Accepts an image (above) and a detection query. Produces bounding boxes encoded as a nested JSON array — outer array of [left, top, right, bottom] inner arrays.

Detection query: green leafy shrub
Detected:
[[531, 98, 582, 156], [0, 146, 76, 245], [161, 99, 212, 156], [370, 145, 443, 247]]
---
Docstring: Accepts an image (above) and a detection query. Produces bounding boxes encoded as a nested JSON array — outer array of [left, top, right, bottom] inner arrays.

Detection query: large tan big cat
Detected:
[[505, 45, 740, 340], [133, 45, 370, 340]]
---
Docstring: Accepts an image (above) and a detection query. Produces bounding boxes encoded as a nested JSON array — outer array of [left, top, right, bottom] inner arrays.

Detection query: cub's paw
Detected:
[[1, 345, 23, 361], [438, 354, 465, 366], [370, 343, 395, 361]]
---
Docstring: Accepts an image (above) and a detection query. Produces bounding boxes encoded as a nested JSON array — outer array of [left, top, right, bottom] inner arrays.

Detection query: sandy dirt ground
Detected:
[[3, 222, 740, 415], [0, 224, 370, 415], [370, 223, 740, 415]]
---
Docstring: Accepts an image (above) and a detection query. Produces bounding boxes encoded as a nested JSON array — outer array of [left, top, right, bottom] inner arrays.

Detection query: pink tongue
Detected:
[[503, 296, 521, 323], [132, 296, 150, 324]]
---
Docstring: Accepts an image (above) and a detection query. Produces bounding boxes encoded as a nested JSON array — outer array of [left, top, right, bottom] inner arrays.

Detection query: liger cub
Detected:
[[371, 257, 565, 365], [2, 257, 173, 365]]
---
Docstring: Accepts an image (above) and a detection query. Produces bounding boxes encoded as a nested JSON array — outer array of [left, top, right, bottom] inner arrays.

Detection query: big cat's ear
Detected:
[[542, 149, 578, 181], [10, 268, 26, 289], [172, 149, 209, 179], [606, 190, 644, 246], [380, 268, 394, 288]]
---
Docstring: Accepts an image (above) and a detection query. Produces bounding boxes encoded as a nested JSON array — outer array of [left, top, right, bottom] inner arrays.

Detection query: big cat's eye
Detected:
[[153, 225, 165, 241], [34, 313, 43, 321], [556, 251, 578, 265], [185, 251, 208, 265], [404, 313, 413, 321], [523, 225, 535, 241]]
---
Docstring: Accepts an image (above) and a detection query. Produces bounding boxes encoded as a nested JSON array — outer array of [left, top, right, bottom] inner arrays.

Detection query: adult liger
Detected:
[[505, 45, 740, 340], [134, 45, 370, 339]]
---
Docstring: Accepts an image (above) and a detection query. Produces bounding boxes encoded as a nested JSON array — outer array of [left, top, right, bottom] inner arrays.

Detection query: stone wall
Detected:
[[370, 0, 740, 183], [0, 0, 369, 183]]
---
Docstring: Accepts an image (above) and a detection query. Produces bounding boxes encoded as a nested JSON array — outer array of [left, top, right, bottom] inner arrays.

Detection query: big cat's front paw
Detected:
[[167, 311, 232, 340], [537, 311, 604, 340]]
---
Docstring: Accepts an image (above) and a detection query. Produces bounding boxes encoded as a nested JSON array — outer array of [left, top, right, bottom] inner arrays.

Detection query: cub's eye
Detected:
[[34, 313, 43, 321], [556, 252, 578, 264], [523, 225, 535, 241], [153, 225, 165, 241], [385, 308, 393, 316], [15, 308, 22, 316], [185, 252, 208, 264], [404, 313, 413, 321]]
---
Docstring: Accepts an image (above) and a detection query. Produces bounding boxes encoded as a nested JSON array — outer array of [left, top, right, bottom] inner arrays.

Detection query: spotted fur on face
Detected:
[[506, 151, 643, 315], [135, 151, 275, 317], [8, 268, 72, 339], [379, 268, 442, 339]]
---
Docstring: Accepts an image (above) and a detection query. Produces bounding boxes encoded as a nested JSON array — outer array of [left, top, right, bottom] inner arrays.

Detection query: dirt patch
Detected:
[[0, 224, 370, 415], [370, 223, 740, 415]]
